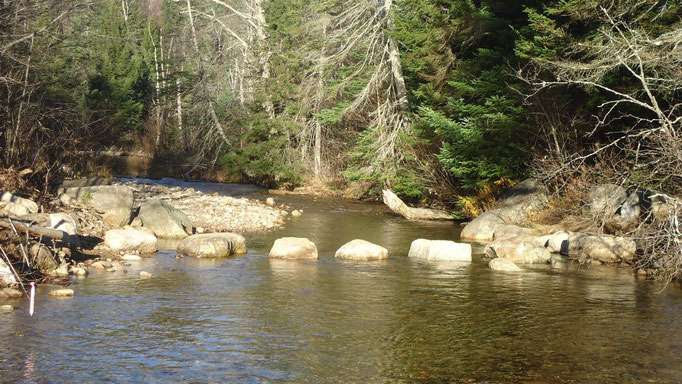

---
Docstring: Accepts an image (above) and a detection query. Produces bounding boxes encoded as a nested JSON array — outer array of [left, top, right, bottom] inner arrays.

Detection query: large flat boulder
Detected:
[[269, 237, 318, 260], [0, 192, 38, 217], [334, 239, 388, 261], [484, 237, 551, 264], [382, 190, 453, 220], [408, 239, 471, 262], [104, 227, 158, 253], [460, 210, 506, 241], [58, 185, 133, 226], [135, 199, 192, 239], [177, 233, 247, 258]]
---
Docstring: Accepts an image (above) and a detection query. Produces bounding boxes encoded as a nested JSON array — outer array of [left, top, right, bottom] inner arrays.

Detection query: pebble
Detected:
[[139, 271, 152, 279], [48, 289, 74, 297], [291, 210, 302, 217], [1, 304, 14, 311]]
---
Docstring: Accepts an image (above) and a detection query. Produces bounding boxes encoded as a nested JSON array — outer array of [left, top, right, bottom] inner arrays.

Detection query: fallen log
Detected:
[[382, 190, 454, 220], [0, 218, 67, 241]]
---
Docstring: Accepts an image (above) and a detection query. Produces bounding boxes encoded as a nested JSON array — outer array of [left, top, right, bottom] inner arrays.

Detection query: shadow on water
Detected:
[[1, 178, 682, 383]]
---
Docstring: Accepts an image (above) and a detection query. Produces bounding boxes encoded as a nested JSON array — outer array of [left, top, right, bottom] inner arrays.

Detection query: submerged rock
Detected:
[[335, 239, 388, 261], [269, 237, 318, 260], [489, 258, 522, 272], [382, 189, 453, 220], [48, 289, 74, 297], [104, 227, 158, 253], [176, 233, 247, 258], [0, 191, 38, 217], [135, 199, 192, 239], [58, 185, 134, 226], [408, 239, 472, 262]]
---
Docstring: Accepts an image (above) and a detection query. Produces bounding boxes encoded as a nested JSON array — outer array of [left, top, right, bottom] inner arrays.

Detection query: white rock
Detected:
[[266, 197, 276, 206], [122, 254, 142, 261], [408, 239, 472, 262], [0, 260, 17, 286], [269, 237, 318, 260], [139, 271, 152, 279], [104, 227, 158, 254], [0, 191, 38, 216], [335, 239, 388, 261], [484, 238, 551, 264], [0, 304, 14, 311]]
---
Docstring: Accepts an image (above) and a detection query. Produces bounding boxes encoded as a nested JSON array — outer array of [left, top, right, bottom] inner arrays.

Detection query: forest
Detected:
[[1, 1, 681, 272]]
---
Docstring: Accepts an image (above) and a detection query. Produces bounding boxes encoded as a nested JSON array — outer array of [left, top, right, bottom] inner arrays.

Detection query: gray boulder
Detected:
[[48, 213, 80, 247], [460, 210, 506, 241], [0, 191, 38, 217], [588, 184, 627, 215], [177, 233, 247, 258], [29, 243, 59, 273], [334, 239, 388, 261], [58, 185, 133, 226], [408, 239, 471, 262], [382, 189, 453, 220], [135, 199, 192, 239], [489, 258, 522, 272], [484, 237, 551, 264], [104, 227, 158, 253], [580, 236, 637, 264], [59, 177, 113, 189], [269, 237, 318, 260]]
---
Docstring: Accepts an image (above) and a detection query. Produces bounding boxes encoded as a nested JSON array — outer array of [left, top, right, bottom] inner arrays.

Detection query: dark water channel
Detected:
[[1, 179, 682, 383]]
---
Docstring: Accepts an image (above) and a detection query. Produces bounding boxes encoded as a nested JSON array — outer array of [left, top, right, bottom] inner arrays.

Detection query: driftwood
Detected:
[[382, 190, 454, 220]]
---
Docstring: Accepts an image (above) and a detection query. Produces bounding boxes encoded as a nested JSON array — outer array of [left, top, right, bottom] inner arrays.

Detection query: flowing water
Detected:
[[1, 179, 682, 383]]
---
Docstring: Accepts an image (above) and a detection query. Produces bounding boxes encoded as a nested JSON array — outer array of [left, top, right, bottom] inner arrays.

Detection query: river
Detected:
[[1, 179, 682, 383]]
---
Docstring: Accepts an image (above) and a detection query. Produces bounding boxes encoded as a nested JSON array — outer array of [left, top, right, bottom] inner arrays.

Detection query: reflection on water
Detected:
[[1, 180, 682, 383]]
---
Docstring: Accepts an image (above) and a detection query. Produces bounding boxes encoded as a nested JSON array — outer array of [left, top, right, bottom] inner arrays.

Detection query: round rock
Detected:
[[48, 289, 74, 297], [335, 239, 388, 261], [176, 233, 247, 258], [269, 237, 318, 260], [408, 239, 472, 262]]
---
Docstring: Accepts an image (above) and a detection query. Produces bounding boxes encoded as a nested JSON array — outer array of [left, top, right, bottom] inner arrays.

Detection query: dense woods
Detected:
[[1, 1, 680, 212]]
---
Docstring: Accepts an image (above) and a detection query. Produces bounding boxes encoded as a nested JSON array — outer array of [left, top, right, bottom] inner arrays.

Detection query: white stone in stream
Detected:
[[269, 237, 318, 260], [104, 227, 158, 254], [291, 210, 302, 217], [70, 266, 88, 276], [334, 239, 388, 261], [0, 304, 13, 311], [176, 233, 247, 258], [266, 197, 276, 206], [489, 258, 522, 272], [48, 289, 74, 297], [122, 254, 142, 261], [408, 239, 472, 262], [139, 271, 152, 279], [0, 259, 18, 286], [0, 191, 39, 216]]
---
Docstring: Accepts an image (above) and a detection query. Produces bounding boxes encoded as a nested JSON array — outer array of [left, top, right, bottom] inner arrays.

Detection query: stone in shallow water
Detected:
[[104, 227, 158, 254], [122, 254, 142, 261], [177, 233, 247, 258], [0, 288, 22, 299], [139, 271, 152, 279], [0, 304, 13, 311], [335, 239, 388, 261], [269, 237, 318, 260], [489, 258, 522, 272], [408, 239, 471, 262], [48, 289, 74, 297]]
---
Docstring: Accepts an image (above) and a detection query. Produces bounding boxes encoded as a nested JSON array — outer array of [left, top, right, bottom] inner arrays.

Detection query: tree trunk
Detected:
[[384, 0, 408, 112], [185, 0, 230, 146]]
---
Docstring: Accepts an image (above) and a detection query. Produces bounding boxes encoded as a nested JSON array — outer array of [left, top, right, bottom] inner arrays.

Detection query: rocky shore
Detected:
[[0, 177, 292, 295]]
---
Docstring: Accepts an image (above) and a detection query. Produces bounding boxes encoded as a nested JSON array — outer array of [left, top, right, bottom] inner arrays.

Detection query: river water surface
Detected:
[[1, 179, 682, 383]]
